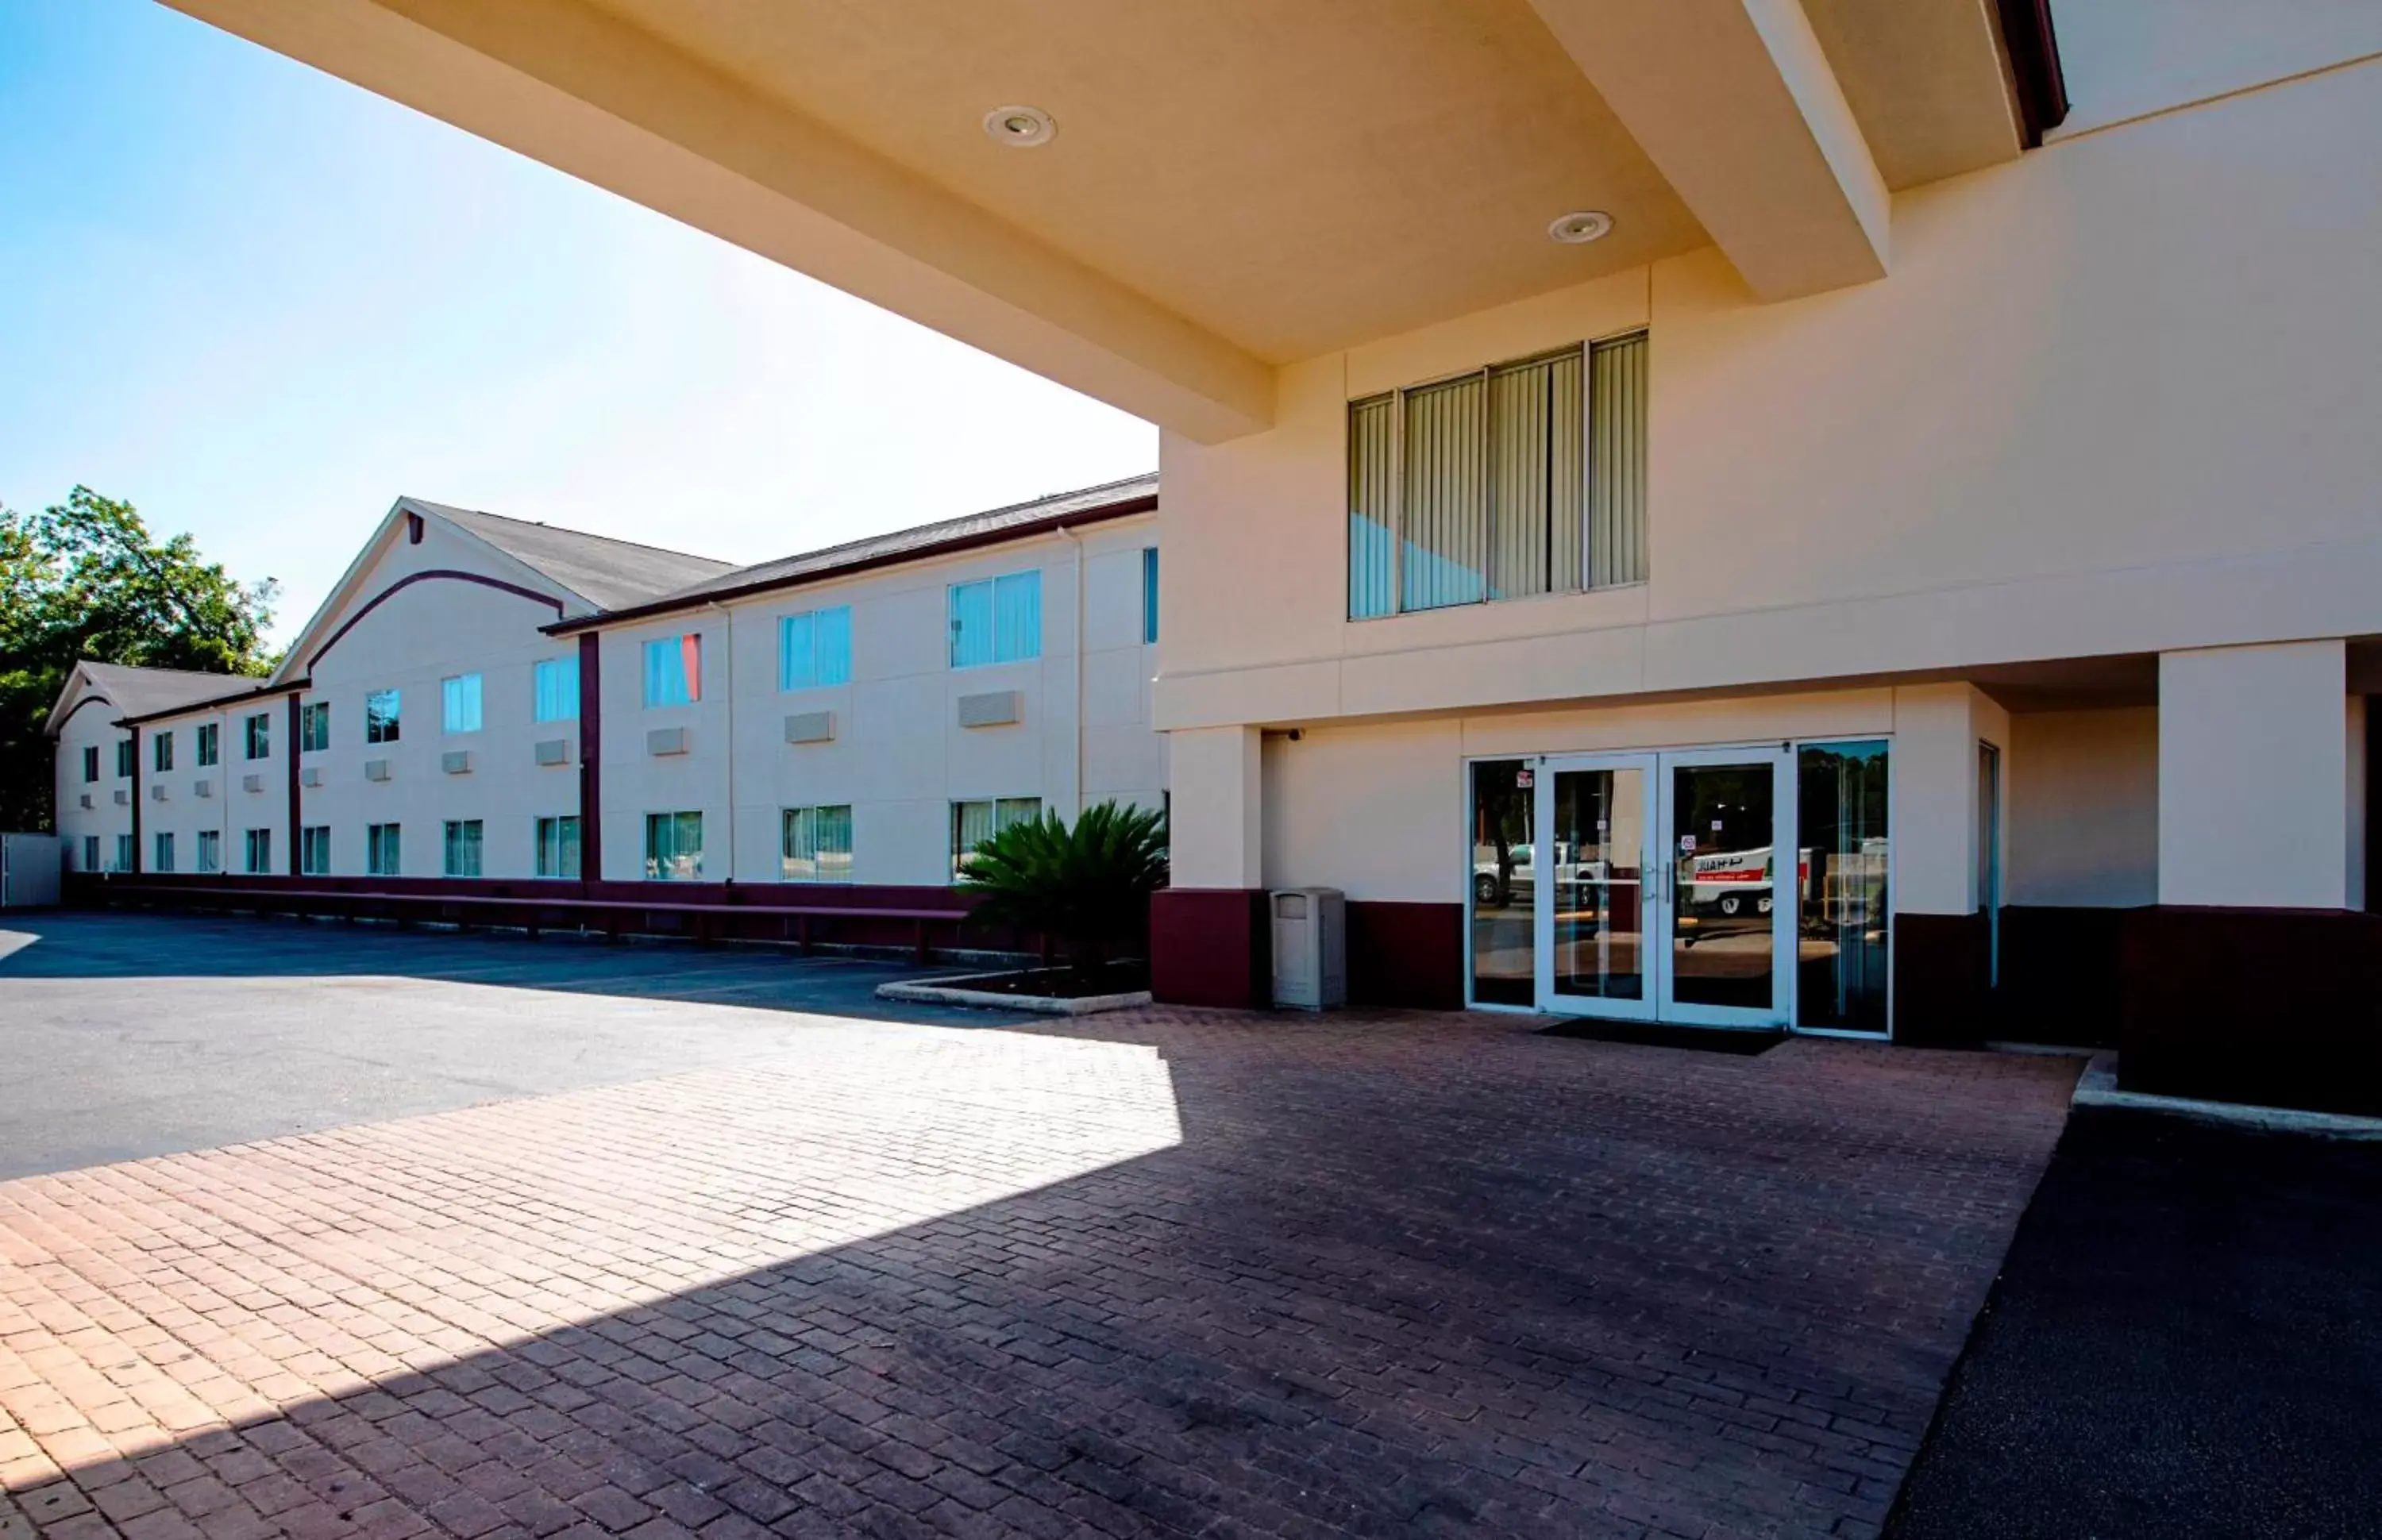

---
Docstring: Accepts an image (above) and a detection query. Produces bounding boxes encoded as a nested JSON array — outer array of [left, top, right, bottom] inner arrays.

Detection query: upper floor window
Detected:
[[950, 571, 1041, 668], [116, 737, 135, 777], [1348, 331, 1647, 621], [244, 713, 271, 760], [82, 745, 98, 783], [779, 606, 853, 691], [642, 635, 702, 707], [299, 702, 330, 754], [153, 731, 174, 773], [1142, 547, 1159, 645], [365, 689, 400, 744], [533, 656, 579, 722], [195, 722, 218, 767], [442, 674, 483, 734]]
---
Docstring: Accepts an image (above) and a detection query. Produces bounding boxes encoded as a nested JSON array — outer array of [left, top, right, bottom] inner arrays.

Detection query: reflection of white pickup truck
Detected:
[[1681, 847, 1802, 918], [1474, 844, 1605, 906]]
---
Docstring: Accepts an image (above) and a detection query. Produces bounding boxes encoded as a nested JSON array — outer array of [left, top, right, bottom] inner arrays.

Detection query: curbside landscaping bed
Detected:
[[877, 964, 1152, 1016]]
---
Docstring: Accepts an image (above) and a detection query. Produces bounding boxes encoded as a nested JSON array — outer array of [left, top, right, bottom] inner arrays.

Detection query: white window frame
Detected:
[[533, 656, 580, 723], [948, 571, 1042, 669], [778, 606, 854, 691]]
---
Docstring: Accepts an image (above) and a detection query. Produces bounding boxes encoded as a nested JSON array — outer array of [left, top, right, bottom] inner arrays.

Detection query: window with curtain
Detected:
[[950, 797, 1042, 879], [1141, 547, 1159, 644], [196, 722, 218, 767], [299, 702, 329, 753], [154, 731, 174, 772], [645, 810, 703, 880], [116, 737, 134, 776], [949, 571, 1041, 668], [1348, 331, 1646, 619], [154, 832, 175, 874], [82, 745, 98, 783], [245, 714, 272, 759], [83, 836, 98, 872], [244, 828, 272, 875], [533, 656, 580, 722], [367, 822, 401, 876], [780, 606, 854, 690], [443, 819, 484, 877], [535, 815, 582, 878], [364, 691, 399, 744], [642, 635, 703, 706], [442, 674, 484, 733], [300, 826, 331, 876], [781, 805, 854, 882], [116, 834, 136, 872], [195, 830, 220, 874]]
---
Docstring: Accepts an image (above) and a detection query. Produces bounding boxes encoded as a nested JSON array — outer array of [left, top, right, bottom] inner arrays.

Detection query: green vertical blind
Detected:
[[1347, 332, 1646, 619]]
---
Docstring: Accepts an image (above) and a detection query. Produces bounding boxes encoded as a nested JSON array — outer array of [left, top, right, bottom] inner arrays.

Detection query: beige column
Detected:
[[1167, 726, 1262, 890]]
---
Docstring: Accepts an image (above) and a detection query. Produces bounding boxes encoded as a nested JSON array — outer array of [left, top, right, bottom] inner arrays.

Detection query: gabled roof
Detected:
[[44, 661, 279, 737], [549, 473, 1159, 634], [407, 499, 736, 610]]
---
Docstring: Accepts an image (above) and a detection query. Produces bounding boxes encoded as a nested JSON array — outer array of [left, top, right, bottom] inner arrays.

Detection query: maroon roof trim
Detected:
[[309, 569, 567, 672], [1996, 0, 2070, 146], [544, 491, 1158, 636]]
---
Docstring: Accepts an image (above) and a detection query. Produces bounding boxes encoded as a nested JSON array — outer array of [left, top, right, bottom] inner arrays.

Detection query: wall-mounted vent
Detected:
[[784, 711, 835, 745], [149, 783, 168, 803], [364, 759, 392, 783], [441, 750, 472, 776], [113, 789, 130, 807], [194, 779, 212, 799], [647, 726, 689, 757], [299, 767, 323, 788], [534, 738, 570, 767], [241, 773, 265, 795], [958, 691, 1022, 729]]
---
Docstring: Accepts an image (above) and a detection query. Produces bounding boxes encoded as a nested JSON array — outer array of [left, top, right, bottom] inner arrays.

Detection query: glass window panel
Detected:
[[1670, 761, 1775, 1009], [1797, 741, 1891, 1033], [1401, 373, 1489, 612], [994, 571, 1041, 662], [646, 811, 703, 880], [1589, 332, 1648, 589], [196, 722, 218, 766], [1141, 547, 1159, 644], [1551, 767, 1646, 1000], [951, 799, 994, 878], [116, 834, 135, 872], [364, 691, 400, 743], [1469, 760, 1535, 1007], [534, 656, 580, 722], [1347, 394, 1397, 620], [443, 819, 483, 877], [244, 829, 271, 874], [781, 804, 854, 882], [195, 830, 219, 874], [949, 580, 995, 668], [83, 745, 98, 782], [367, 822, 401, 876], [154, 832, 175, 873], [154, 731, 174, 772], [441, 675, 483, 733], [642, 637, 700, 706]]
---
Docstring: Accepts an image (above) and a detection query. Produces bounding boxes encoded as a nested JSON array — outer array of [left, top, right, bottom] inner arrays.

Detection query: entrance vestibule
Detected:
[[1469, 741, 1891, 1033]]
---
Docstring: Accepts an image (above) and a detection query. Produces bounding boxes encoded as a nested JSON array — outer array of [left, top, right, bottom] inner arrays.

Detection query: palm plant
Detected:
[[958, 799, 1169, 977]]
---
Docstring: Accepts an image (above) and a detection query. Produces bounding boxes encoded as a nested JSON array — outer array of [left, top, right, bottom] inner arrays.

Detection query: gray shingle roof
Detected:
[[410, 500, 737, 610], [564, 473, 1159, 629], [78, 662, 276, 720]]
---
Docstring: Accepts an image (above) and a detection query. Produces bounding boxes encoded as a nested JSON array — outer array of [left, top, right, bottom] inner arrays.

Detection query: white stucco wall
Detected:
[[1154, 48, 2382, 735], [2007, 707, 2158, 908]]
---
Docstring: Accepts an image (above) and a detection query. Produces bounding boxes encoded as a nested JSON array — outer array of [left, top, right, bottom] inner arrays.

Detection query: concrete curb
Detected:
[[2072, 1051, 2382, 1140], [875, 979, 1154, 1017]]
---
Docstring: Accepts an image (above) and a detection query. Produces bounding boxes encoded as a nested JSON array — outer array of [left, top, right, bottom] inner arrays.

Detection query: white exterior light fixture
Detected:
[[984, 105, 1057, 148], [1547, 210, 1614, 244]]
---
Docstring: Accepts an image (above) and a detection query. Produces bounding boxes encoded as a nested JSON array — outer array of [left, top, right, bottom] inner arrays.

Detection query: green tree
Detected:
[[0, 487, 279, 831], [958, 799, 1170, 977]]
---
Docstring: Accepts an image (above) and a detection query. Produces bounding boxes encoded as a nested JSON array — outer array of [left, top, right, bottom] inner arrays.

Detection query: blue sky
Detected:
[[0, 0, 1157, 645]]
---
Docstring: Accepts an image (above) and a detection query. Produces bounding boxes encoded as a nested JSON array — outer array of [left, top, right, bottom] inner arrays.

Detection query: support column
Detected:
[[2129, 641, 2382, 1111], [1151, 726, 1269, 1007], [1889, 683, 2009, 1044]]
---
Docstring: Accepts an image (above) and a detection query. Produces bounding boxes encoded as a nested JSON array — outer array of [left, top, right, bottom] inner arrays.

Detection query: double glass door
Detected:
[[1474, 746, 1796, 1026]]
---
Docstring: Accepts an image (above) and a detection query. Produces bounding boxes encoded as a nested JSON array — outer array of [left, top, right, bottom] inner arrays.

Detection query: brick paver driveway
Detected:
[[0, 992, 2076, 1540]]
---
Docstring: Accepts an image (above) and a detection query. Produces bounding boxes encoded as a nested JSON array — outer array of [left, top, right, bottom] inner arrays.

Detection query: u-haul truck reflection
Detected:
[[1682, 847, 1784, 918], [1678, 840, 1889, 923]]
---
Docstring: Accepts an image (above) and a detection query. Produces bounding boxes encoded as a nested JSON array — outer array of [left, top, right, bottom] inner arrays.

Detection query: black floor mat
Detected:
[[1537, 1018, 1786, 1056]]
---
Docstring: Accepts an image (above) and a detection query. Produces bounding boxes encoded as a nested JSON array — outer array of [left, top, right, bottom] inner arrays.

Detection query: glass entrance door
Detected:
[[1519, 745, 1794, 1026], [1657, 747, 1793, 1027], [1538, 756, 1656, 1018]]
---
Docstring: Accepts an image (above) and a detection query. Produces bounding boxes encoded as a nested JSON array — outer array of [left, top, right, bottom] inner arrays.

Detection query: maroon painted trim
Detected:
[[309, 570, 565, 672], [1995, 0, 2069, 145], [129, 723, 142, 873], [1892, 911, 1992, 1046], [284, 692, 302, 876], [53, 694, 118, 734], [545, 492, 1158, 636], [1346, 900, 1465, 1010], [111, 677, 296, 729], [577, 633, 603, 880], [1151, 887, 1270, 1008]]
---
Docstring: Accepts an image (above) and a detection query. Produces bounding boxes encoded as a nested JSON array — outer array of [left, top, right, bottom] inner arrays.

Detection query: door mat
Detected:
[[1538, 1018, 1786, 1056]]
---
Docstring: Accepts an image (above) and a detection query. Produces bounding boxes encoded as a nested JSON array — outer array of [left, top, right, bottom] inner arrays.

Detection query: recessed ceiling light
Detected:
[[1548, 210, 1614, 244], [984, 105, 1057, 148]]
